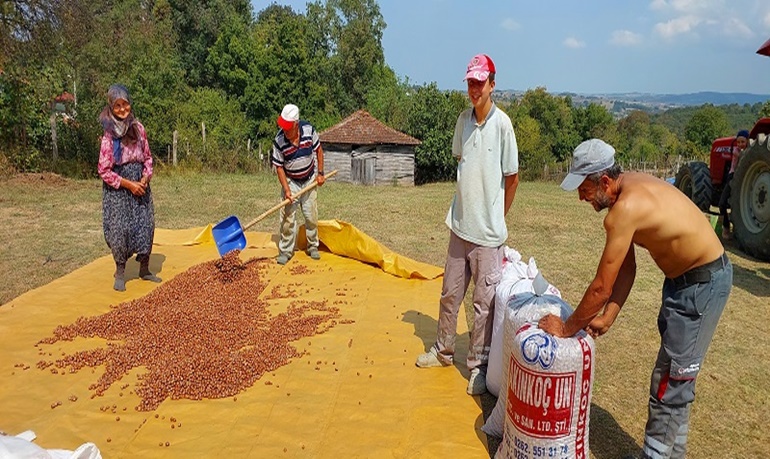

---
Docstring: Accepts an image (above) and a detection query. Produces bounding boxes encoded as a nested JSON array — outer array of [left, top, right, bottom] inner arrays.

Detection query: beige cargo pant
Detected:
[[278, 176, 319, 257], [433, 231, 502, 371]]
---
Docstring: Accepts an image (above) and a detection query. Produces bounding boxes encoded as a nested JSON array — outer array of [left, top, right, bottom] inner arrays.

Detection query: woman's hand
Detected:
[[140, 175, 149, 188], [123, 179, 146, 196]]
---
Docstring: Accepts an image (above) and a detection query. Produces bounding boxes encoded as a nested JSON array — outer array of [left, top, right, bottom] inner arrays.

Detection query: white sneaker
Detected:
[[467, 368, 487, 395], [415, 348, 450, 368]]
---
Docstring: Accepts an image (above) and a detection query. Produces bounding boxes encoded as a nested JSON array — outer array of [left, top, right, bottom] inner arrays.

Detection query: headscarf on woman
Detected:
[[98, 84, 138, 162]]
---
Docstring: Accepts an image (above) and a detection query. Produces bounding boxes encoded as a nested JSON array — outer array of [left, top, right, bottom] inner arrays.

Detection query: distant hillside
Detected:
[[591, 91, 770, 107], [495, 90, 770, 118]]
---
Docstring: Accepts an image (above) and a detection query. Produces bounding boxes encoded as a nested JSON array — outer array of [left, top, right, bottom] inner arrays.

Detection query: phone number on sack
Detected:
[[503, 436, 571, 459]]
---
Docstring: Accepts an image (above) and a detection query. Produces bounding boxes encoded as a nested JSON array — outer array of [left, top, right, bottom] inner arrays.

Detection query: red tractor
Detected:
[[675, 117, 770, 261], [675, 39, 770, 261]]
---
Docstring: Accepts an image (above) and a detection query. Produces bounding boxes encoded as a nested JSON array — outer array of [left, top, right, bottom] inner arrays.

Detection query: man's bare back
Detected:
[[609, 172, 724, 278]]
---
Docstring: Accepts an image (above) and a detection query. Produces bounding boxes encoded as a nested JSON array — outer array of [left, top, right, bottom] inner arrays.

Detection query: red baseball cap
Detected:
[[463, 54, 496, 82], [277, 104, 299, 131]]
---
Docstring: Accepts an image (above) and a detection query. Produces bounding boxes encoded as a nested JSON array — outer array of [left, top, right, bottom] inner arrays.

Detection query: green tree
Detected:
[[627, 138, 659, 163], [173, 88, 251, 171], [205, 18, 257, 100], [246, 5, 320, 138], [404, 84, 467, 184], [69, 0, 187, 158], [684, 104, 730, 151], [326, 0, 386, 112], [511, 113, 551, 179], [514, 87, 579, 162], [649, 123, 679, 161], [165, 0, 252, 87], [0, 0, 60, 68], [1, 0, 66, 161], [365, 68, 410, 132], [573, 103, 614, 140], [760, 100, 770, 118]]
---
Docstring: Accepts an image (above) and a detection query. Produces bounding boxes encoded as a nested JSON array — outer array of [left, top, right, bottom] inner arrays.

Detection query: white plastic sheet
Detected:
[[0, 431, 101, 459]]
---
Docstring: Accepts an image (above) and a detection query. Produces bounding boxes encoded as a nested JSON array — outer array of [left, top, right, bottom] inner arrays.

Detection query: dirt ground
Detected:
[[6, 172, 73, 187]]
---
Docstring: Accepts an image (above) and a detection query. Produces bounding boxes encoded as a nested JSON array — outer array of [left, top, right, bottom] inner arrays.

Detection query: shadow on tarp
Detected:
[[123, 253, 166, 282], [402, 309, 494, 455], [401, 309, 470, 378]]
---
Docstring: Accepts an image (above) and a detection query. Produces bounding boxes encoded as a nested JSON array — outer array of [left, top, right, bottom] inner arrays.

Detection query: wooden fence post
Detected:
[[172, 130, 178, 166], [50, 114, 58, 161], [201, 122, 206, 155]]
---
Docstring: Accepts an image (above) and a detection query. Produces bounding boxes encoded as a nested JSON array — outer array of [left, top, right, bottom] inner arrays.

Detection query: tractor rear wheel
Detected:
[[674, 161, 713, 212], [730, 134, 770, 261]]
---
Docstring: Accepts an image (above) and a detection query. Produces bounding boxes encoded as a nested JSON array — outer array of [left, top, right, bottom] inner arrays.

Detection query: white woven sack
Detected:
[[483, 278, 566, 438], [487, 249, 561, 397], [495, 323, 595, 459], [483, 291, 595, 459]]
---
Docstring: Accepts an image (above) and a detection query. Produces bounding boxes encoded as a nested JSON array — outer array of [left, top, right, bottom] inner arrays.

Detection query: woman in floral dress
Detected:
[[97, 84, 160, 291]]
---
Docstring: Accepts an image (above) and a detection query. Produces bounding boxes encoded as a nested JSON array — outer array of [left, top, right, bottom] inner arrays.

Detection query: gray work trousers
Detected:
[[433, 231, 502, 371], [278, 175, 319, 257], [642, 253, 732, 459]]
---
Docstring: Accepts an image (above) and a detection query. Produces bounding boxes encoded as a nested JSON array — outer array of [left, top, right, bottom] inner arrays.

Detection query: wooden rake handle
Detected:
[[241, 170, 338, 231]]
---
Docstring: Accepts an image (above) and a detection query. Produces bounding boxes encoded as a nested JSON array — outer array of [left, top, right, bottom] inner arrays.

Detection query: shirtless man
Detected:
[[538, 139, 732, 459]]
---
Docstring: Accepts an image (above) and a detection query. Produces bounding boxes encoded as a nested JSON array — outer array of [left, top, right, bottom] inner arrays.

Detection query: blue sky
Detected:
[[252, 0, 770, 95]]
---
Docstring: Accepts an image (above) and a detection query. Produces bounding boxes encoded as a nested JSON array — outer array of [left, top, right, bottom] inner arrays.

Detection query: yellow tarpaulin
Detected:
[[0, 224, 490, 458], [190, 219, 443, 281]]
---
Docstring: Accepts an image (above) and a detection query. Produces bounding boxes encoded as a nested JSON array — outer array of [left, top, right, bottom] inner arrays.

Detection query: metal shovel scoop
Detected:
[[212, 170, 337, 256]]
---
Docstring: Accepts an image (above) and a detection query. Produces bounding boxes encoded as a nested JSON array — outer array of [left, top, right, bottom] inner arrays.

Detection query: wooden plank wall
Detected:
[[322, 144, 416, 186], [324, 147, 353, 182]]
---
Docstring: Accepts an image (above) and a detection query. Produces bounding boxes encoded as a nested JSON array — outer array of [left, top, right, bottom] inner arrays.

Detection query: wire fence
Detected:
[[533, 156, 699, 183]]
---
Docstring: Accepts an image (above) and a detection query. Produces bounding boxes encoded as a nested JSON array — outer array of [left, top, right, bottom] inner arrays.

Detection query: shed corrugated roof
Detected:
[[320, 110, 421, 146]]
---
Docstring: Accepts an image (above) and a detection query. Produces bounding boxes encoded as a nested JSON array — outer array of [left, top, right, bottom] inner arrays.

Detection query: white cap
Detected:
[[560, 139, 616, 191], [277, 104, 299, 130]]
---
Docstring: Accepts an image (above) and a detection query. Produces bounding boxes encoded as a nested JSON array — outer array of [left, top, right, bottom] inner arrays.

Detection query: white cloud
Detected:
[[501, 18, 520, 31], [563, 37, 585, 49], [648, 0, 763, 42], [610, 30, 643, 46], [649, 0, 722, 14], [654, 15, 702, 39], [721, 18, 754, 39]]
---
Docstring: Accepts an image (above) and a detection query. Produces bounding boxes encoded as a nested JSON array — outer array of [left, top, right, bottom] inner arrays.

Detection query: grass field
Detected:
[[1, 171, 768, 458]]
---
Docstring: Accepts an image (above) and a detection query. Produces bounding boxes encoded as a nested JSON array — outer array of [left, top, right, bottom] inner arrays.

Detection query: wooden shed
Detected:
[[320, 110, 421, 186]]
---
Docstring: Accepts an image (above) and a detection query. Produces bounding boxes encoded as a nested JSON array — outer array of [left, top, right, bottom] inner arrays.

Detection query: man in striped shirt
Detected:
[[272, 103, 326, 265]]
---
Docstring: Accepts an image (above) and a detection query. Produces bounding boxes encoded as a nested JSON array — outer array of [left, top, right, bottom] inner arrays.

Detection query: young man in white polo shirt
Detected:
[[416, 54, 520, 395]]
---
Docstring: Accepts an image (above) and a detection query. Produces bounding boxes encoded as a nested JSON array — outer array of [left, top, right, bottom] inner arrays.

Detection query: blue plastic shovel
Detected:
[[212, 170, 337, 257]]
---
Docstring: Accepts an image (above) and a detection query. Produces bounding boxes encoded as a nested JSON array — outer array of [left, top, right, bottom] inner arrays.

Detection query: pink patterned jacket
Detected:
[[97, 121, 153, 189]]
